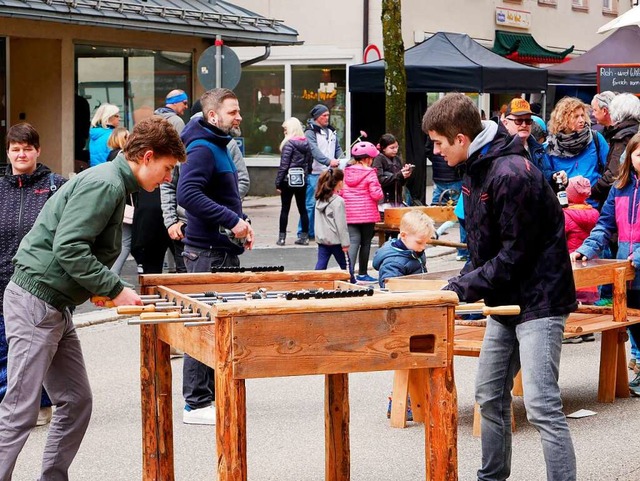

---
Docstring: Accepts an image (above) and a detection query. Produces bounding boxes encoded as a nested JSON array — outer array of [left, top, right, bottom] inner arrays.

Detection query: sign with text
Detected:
[[597, 64, 640, 95], [495, 7, 531, 29]]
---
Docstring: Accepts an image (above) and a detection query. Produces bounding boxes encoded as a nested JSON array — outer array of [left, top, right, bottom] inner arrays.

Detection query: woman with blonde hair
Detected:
[[547, 96, 608, 207], [89, 102, 120, 167], [274, 117, 312, 246], [106, 126, 129, 162]]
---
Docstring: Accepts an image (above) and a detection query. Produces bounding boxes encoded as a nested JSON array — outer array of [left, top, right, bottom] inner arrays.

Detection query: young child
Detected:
[[314, 168, 351, 277], [342, 141, 384, 283], [372, 133, 412, 206], [372, 210, 435, 287], [572, 131, 640, 394], [564, 176, 600, 305]]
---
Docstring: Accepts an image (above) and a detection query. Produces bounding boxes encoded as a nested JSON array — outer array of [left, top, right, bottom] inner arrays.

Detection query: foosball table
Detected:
[[123, 268, 460, 481]]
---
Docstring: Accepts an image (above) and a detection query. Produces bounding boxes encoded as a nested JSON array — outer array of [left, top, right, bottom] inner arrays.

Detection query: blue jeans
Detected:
[[431, 180, 462, 205], [299, 173, 319, 238], [476, 315, 575, 481]]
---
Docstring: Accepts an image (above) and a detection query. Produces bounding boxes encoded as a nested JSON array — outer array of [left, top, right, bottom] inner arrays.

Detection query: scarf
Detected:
[[546, 127, 592, 158]]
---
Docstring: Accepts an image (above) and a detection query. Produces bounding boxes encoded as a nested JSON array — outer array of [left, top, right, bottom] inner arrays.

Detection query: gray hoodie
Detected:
[[314, 194, 350, 247]]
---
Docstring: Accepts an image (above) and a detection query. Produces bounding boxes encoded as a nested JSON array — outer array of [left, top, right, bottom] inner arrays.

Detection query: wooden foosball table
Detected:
[[126, 269, 460, 481]]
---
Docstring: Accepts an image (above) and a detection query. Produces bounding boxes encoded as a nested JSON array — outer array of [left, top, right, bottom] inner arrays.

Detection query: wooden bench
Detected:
[[386, 259, 637, 429], [375, 205, 458, 246]]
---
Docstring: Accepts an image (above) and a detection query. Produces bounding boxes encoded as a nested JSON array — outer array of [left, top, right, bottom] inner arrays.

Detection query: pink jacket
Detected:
[[564, 204, 599, 253], [341, 165, 383, 224]]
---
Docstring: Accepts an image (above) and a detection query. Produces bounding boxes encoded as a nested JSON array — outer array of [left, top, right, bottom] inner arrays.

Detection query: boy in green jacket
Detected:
[[0, 116, 186, 481]]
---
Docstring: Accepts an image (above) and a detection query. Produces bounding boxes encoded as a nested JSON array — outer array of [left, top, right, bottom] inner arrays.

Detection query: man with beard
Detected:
[[176, 88, 254, 425]]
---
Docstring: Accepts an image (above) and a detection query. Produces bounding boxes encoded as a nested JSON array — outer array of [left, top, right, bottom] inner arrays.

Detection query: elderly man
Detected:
[[591, 91, 617, 141], [299, 104, 343, 244], [501, 98, 563, 186], [154, 89, 190, 134]]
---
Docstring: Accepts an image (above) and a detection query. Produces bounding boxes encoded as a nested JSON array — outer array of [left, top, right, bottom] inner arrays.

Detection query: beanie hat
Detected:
[[310, 104, 329, 120], [566, 176, 591, 205]]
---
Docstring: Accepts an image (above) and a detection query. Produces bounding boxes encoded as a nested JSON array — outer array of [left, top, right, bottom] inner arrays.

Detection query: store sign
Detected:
[[495, 7, 531, 29], [301, 89, 338, 101], [598, 64, 640, 95]]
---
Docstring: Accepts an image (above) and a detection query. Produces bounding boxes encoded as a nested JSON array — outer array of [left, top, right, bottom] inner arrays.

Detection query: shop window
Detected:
[[292, 65, 346, 152], [235, 66, 285, 157], [75, 45, 191, 161]]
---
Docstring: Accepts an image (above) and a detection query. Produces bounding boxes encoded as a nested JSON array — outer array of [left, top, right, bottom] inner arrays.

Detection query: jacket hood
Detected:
[[306, 119, 336, 134], [611, 119, 639, 140], [288, 136, 310, 154], [3, 162, 52, 187], [316, 195, 339, 213], [90, 126, 113, 141], [181, 117, 231, 149], [344, 165, 376, 187], [466, 121, 526, 175]]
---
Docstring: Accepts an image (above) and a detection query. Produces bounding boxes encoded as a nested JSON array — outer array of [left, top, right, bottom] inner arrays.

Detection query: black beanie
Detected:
[[310, 104, 329, 120]]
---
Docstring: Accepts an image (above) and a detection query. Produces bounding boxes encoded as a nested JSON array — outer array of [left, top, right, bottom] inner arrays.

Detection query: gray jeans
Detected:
[[475, 315, 576, 481], [0, 282, 92, 481]]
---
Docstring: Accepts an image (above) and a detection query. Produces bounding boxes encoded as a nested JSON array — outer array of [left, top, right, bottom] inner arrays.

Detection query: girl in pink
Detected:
[[342, 141, 384, 283], [564, 175, 600, 304]]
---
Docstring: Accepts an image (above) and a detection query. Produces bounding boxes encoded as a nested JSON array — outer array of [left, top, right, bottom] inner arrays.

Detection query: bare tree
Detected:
[[381, 0, 406, 161]]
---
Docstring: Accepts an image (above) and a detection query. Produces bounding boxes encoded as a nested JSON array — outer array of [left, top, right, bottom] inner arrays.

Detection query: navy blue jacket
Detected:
[[444, 125, 577, 326], [178, 118, 245, 254], [372, 238, 426, 287]]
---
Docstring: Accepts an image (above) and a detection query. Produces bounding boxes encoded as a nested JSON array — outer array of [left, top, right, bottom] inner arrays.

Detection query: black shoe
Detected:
[[276, 233, 286, 246], [580, 333, 595, 342], [562, 336, 583, 344]]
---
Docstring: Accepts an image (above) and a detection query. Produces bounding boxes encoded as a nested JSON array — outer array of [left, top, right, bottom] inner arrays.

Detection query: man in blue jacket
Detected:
[[177, 88, 253, 425], [423, 93, 577, 481]]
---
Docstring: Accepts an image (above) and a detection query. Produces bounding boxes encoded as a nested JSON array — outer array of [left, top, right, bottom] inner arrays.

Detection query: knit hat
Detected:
[[310, 104, 329, 120], [566, 176, 591, 204], [504, 98, 533, 117]]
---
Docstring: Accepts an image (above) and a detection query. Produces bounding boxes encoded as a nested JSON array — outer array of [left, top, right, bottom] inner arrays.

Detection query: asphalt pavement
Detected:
[[13, 196, 640, 480]]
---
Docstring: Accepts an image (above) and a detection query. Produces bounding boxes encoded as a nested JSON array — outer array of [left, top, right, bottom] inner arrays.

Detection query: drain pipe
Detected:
[[241, 46, 271, 68], [363, 0, 369, 52]]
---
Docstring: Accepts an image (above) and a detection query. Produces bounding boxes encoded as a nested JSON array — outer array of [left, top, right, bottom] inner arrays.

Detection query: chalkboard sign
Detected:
[[597, 64, 640, 95]]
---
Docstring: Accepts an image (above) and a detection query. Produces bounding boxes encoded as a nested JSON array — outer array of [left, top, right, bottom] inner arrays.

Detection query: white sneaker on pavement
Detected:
[[183, 404, 215, 425], [36, 406, 53, 426]]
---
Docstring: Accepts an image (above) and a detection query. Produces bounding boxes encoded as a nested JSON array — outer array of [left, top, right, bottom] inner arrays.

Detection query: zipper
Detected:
[[17, 176, 25, 241]]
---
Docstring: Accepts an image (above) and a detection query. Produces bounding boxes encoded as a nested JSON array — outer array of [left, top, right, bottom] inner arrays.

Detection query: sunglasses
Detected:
[[506, 117, 533, 126]]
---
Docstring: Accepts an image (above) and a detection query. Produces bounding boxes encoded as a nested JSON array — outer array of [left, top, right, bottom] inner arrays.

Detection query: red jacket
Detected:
[[564, 204, 599, 253], [341, 165, 383, 224]]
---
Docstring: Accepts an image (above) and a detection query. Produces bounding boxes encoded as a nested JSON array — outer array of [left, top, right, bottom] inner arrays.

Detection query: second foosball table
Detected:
[[125, 269, 460, 481]]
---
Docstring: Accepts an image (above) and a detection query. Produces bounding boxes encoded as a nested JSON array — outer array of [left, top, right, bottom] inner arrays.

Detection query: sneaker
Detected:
[[629, 358, 636, 371], [630, 372, 640, 389], [36, 406, 52, 426], [562, 336, 583, 344], [356, 274, 378, 283], [594, 298, 613, 307], [580, 333, 595, 342], [455, 255, 468, 262], [183, 404, 215, 425]]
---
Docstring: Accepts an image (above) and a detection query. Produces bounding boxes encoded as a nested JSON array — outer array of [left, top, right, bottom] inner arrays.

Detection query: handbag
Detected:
[[123, 195, 134, 225], [286, 167, 305, 187]]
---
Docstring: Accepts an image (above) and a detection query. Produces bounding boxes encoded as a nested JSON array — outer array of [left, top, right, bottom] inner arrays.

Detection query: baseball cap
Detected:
[[505, 98, 533, 117]]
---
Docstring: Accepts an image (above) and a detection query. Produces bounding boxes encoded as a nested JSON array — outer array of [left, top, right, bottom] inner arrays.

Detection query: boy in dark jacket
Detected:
[[0, 117, 186, 481], [372, 210, 434, 287], [423, 93, 577, 481]]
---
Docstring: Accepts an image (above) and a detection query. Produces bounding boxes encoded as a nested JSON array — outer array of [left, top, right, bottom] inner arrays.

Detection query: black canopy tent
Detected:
[[547, 25, 640, 86], [349, 32, 547, 203]]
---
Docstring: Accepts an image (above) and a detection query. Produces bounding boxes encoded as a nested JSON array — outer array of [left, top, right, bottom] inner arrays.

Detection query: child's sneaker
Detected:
[[356, 274, 377, 283], [630, 358, 637, 371], [594, 298, 613, 307]]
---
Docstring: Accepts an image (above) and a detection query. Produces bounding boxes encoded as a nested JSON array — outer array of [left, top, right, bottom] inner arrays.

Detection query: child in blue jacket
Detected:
[[372, 210, 435, 287]]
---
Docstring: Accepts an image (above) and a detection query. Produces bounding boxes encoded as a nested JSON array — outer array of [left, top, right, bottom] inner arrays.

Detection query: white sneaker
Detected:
[[36, 406, 53, 426], [183, 404, 215, 425]]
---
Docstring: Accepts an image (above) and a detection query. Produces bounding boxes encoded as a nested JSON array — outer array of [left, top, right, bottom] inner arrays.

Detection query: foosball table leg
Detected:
[[141, 324, 175, 481], [325, 373, 350, 481]]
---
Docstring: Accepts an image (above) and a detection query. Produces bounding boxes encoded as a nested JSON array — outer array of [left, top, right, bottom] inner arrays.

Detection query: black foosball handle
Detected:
[[285, 288, 374, 301], [210, 265, 285, 273]]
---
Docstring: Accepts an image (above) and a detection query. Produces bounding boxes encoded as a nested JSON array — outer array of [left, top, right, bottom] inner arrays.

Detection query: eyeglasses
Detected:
[[506, 117, 533, 126]]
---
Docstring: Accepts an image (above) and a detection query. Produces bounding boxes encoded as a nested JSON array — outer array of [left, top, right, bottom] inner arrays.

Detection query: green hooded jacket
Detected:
[[11, 153, 138, 310]]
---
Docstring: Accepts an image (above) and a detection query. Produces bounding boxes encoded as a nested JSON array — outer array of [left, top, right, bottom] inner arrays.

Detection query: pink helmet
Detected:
[[351, 141, 379, 159]]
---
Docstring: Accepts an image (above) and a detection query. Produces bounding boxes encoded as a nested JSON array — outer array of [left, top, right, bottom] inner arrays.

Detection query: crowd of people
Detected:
[[2, 84, 640, 480]]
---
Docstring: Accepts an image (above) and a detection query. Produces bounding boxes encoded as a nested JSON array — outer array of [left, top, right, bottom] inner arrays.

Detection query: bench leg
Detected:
[[512, 370, 523, 397], [616, 328, 630, 399], [390, 369, 410, 428], [598, 329, 620, 403], [408, 369, 426, 423]]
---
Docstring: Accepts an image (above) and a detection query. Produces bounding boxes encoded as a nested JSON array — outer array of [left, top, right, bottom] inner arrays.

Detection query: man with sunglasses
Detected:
[[501, 98, 566, 186]]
